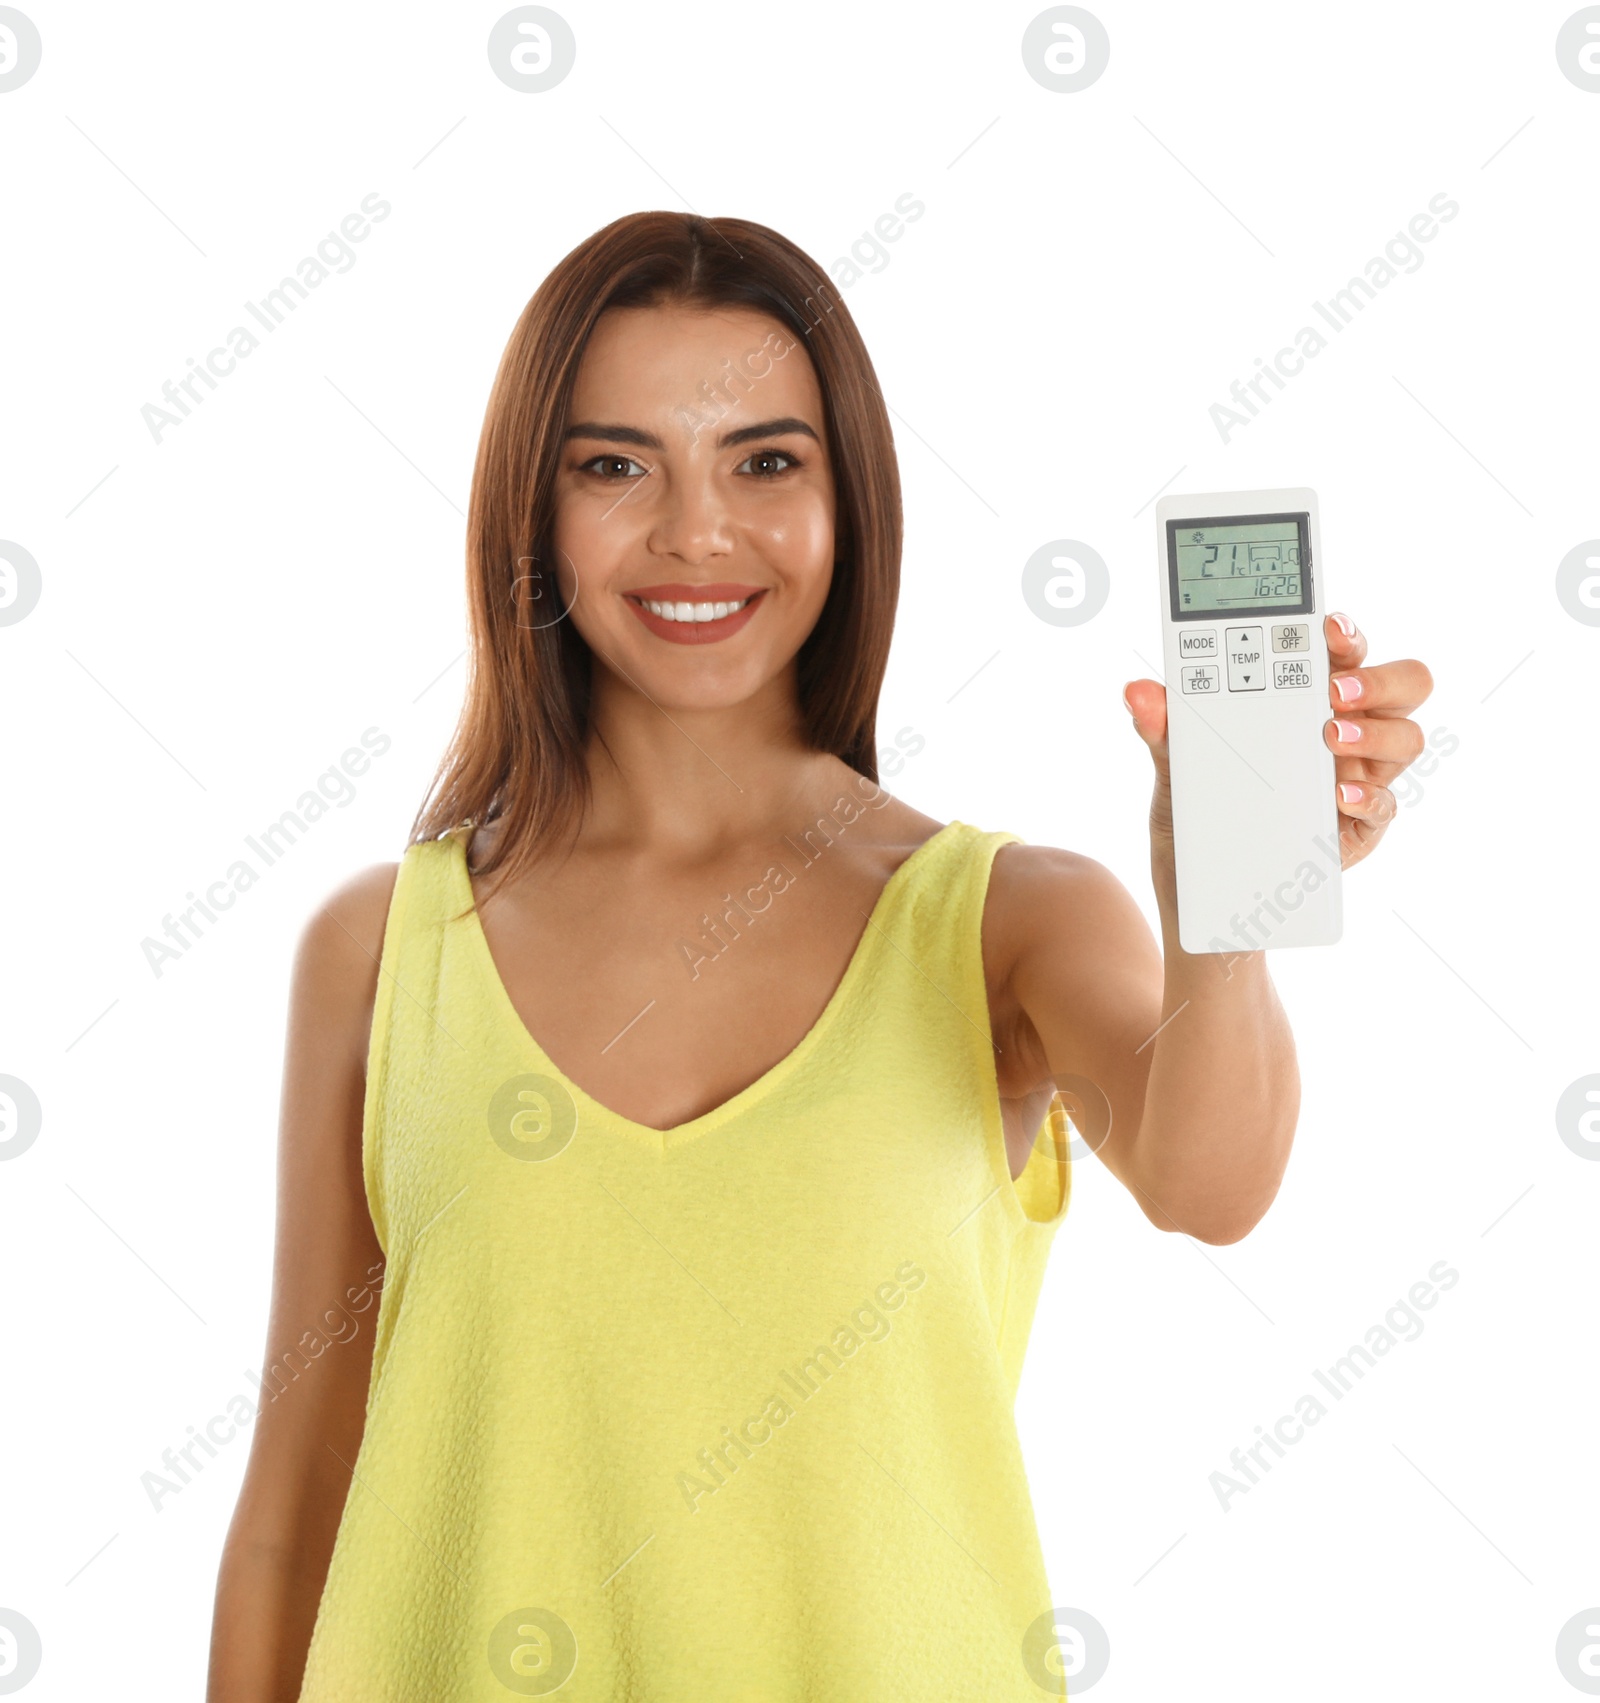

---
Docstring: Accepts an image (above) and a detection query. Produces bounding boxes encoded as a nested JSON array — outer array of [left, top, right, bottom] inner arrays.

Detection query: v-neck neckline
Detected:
[[450, 818, 967, 1149]]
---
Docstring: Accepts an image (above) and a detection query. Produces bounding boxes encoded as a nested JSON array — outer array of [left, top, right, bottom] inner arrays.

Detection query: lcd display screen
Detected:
[[1167, 513, 1312, 618]]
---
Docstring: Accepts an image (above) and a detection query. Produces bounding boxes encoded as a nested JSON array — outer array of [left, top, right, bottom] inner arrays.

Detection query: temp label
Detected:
[[1225, 625, 1265, 691]]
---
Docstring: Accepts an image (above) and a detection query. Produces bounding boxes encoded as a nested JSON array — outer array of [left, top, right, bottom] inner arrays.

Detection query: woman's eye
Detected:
[[738, 449, 798, 478], [581, 454, 648, 480]]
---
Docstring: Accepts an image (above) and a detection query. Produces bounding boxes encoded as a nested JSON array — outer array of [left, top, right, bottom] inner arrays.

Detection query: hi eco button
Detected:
[[1180, 664, 1220, 694]]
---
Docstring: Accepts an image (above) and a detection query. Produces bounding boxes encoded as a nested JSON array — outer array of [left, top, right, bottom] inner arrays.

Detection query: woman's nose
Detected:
[[647, 474, 734, 562]]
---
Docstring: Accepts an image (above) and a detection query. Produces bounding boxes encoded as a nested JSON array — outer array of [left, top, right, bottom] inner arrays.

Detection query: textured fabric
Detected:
[[297, 818, 1072, 1702]]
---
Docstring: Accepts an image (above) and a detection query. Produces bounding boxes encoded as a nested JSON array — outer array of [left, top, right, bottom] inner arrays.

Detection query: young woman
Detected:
[[208, 212, 1432, 1701]]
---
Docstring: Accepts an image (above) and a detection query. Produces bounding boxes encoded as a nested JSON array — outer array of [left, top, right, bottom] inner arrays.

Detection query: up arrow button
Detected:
[[1225, 625, 1266, 692]]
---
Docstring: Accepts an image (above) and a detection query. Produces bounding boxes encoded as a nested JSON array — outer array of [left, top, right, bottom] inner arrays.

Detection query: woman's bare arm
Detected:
[[986, 843, 1298, 1244], [987, 616, 1432, 1245], [206, 862, 398, 1703]]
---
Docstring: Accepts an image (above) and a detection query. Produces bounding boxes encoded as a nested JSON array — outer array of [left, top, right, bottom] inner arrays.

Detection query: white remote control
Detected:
[[1154, 487, 1342, 954]]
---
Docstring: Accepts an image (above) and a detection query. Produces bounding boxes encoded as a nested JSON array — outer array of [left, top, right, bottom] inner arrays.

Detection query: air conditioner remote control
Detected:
[[1154, 487, 1342, 954]]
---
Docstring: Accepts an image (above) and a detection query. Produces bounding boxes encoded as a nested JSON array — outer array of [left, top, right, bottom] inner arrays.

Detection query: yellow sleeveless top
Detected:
[[298, 818, 1072, 1701]]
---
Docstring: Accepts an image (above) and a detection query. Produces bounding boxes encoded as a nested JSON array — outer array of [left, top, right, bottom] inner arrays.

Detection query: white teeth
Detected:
[[640, 595, 753, 623]]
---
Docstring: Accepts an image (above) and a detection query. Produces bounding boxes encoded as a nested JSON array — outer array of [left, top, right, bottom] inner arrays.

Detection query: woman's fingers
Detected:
[[1324, 611, 1368, 671], [1124, 678, 1173, 841], [1137, 629, 1424, 873], [1324, 713, 1426, 767], [1321, 616, 1435, 817], [1334, 781, 1398, 868], [1122, 678, 1168, 751], [1335, 780, 1398, 825], [1329, 656, 1435, 718]]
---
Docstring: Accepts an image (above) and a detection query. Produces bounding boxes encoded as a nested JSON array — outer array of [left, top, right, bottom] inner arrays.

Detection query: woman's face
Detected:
[[550, 302, 837, 715]]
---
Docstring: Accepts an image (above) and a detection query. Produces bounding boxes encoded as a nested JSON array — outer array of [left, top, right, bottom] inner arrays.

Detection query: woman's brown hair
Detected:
[[410, 210, 903, 897]]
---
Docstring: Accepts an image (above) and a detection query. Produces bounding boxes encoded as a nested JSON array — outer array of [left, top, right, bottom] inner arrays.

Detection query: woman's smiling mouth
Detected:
[[624, 584, 768, 644]]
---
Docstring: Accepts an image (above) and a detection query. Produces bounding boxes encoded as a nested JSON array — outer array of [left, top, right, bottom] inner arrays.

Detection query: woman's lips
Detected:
[[624, 585, 768, 646]]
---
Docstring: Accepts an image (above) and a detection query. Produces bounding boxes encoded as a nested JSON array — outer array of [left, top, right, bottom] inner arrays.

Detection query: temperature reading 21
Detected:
[[1174, 521, 1306, 611]]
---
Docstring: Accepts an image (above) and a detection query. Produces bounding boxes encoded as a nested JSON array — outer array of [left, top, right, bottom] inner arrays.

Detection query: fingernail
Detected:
[[1332, 611, 1355, 637], [1339, 782, 1363, 805], [1333, 718, 1362, 742], [1122, 685, 1135, 715], [1332, 673, 1362, 702]]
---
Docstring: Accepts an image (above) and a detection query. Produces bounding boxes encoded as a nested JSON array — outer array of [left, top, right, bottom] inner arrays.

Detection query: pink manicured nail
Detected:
[[1332, 674, 1362, 702], [1332, 611, 1355, 637], [1333, 718, 1362, 742], [1339, 783, 1363, 805]]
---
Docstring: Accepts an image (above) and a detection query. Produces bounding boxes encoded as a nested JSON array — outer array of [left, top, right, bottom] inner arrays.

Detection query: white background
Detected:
[[1, 2, 1595, 1698]]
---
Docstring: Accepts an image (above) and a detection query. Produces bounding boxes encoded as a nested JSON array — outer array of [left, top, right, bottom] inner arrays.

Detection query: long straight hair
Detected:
[[409, 211, 903, 898]]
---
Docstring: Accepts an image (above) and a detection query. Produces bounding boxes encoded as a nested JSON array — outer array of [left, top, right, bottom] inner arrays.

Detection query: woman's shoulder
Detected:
[[300, 858, 401, 954], [279, 858, 405, 1079], [863, 786, 1113, 900], [289, 859, 402, 1012], [982, 835, 1147, 977], [984, 833, 1135, 912]]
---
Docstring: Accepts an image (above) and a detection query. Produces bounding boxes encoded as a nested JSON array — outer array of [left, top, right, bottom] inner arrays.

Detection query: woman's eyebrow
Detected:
[[718, 417, 820, 448], [564, 416, 820, 450], [565, 421, 661, 448]]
